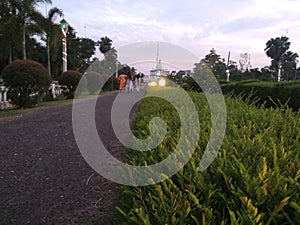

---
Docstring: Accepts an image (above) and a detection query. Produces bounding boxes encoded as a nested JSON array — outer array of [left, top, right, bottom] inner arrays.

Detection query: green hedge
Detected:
[[58, 70, 84, 99], [2, 59, 51, 108], [221, 80, 300, 110], [114, 88, 300, 225]]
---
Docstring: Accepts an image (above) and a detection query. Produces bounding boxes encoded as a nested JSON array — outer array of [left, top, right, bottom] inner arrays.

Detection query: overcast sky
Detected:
[[39, 0, 300, 73]]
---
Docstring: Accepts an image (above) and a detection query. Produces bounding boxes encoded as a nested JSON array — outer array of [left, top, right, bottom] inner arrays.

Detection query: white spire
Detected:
[[156, 44, 159, 63]]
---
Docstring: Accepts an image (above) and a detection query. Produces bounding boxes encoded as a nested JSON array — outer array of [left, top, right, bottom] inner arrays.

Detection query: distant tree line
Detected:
[[168, 36, 299, 85]]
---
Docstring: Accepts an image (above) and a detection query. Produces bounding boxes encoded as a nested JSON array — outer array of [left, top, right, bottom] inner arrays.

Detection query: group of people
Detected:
[[118, 73, 144, 93]]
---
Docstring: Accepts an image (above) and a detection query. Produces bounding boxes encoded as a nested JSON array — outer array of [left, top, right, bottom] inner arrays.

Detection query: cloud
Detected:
[[39, 0, 300, 70]]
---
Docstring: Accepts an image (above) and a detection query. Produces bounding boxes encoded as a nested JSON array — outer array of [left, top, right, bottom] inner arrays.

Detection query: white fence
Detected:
[[49, 82, 63, 98], [0, 82, 62, 109], [0, 85, 10, 109]]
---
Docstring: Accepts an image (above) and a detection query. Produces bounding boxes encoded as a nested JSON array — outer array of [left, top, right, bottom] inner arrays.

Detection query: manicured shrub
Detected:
[[85, 71, 101, 94], [102, 75, 119, 91], [1, 59, 51, 108], [58, 70, 84, 99], [183, 76, 202, 92], [221, 80, 300, 110], [85, 71, 103, 94]]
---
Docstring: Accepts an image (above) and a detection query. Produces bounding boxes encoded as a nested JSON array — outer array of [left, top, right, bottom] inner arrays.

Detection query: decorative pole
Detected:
[[226, 51, 231, 82], [116, 61, 118, 78], [226, 69, 230, 82], [278, 61, 282, 82], [60, 19, 69, 72]]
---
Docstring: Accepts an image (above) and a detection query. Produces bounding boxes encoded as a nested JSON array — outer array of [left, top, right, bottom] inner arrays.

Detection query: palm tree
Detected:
[[265, 36, 290, 81], [105, 47, 118, 74], [98, 36, 112, 55], [265, 36, 290, 61], [12, 0, 52, 60], [37, 7, 63, 77], [0, 0, 22, 63], [97, 36, 118, 75], [281, 51, 299, 80]]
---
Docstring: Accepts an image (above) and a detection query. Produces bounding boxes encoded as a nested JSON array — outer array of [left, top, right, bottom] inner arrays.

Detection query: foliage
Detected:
[[68, 36, 96, 73], [0, 6, 97, 80], [97, 36, 113, 54], [96, 36, 118, 75], [265, 36, 290, 62], [85, 59, 120, 92], [102, 75, 119, 91], [265, 36, 298, 81], [167, 70, 191, 87], [2, 59, 51, 107], [26, 37, 48, 68], [85, 71, 102, 94], [37, 6, 64, 78], [114, 88, 300, 225], [199, 48, 227, 79], [58, 70, 84, 98], [179, 61, 226, 91], [8, 0, 52, 59], [85, 71, 118, 94], [281, 51, 299, 81], [118, 65, 132, 77], [221, 80, 300, 110]]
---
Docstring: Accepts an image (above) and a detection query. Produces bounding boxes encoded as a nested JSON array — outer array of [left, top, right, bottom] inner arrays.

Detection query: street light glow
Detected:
[[148, 81, 157, 87], [158, 78, 166, 87]]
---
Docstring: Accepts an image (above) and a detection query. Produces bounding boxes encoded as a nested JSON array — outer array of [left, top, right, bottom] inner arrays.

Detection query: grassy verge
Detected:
[[0, 91, 117, 121], [0, 98, 73, 121]]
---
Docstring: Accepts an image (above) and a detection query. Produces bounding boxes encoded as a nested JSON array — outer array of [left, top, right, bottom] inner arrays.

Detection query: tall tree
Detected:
[[98, 36, 112, 55], [64, 26, 96, 73], [261, 66, 273, 81], [200, 48, 226, 79], [97, 36, 118, 75], [265, 36, 290, 81], [0, 0, 22, 64], [72, 37, 96, 72], [26, 36, 47, 67], [281, 51, 299, 80], [12, 0, 52, 60], [37, 7, 63, 77]]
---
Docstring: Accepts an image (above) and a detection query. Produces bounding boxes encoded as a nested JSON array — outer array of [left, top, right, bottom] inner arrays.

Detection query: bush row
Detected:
[[221, 80, 300, 111], [1, 60, 119, 107], [58, 70, 119, 98]]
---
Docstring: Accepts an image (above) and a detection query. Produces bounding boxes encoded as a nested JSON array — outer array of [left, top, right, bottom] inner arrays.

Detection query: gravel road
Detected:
[[0, 91, 142, 225]]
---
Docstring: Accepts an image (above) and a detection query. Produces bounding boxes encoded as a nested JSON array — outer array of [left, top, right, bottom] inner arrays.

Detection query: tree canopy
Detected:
[[265, 36, 298, 81]]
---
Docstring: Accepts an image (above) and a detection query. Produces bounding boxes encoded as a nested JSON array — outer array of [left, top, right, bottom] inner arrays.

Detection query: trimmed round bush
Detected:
[[85, 71, 102, 94], [2, 59, 51, 108], [103, 75, 119, 91], [58, 70, 84, 99]]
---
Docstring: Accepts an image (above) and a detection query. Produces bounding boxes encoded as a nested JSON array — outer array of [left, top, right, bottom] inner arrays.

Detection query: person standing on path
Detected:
[[128, 75, 134, 92], [118, 73, 127, 92]]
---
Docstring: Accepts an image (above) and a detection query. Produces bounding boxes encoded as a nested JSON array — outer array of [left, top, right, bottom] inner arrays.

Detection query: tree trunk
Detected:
[[277, 61, 282, 82], [47, 37, 51, 78], [9, 47, 12, 63], [22, 23, 26, 60]]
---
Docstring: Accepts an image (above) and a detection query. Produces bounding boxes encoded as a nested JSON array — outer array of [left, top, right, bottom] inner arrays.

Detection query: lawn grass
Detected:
[[0, 90, 117, 121], [0, 97, 73, 121]]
